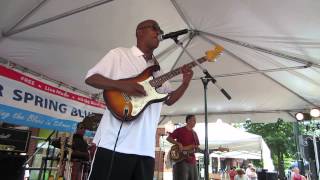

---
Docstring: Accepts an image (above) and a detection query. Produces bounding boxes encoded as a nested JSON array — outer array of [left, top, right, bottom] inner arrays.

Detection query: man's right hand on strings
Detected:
[[118, 81, 146, 97]]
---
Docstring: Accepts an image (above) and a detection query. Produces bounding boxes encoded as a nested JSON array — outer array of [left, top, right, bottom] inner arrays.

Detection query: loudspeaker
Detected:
[[309, 160, 319, 180], [266, 172, 278, 180], [307, 138, 315, 160], [0, 153, 26, 180], [304, 136, 320, 162], [0, 127, 31, 153], [257, 169, 267, 180]]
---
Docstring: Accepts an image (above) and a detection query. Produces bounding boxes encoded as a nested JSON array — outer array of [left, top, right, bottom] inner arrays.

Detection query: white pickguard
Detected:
[[130, 77, 168, 116]]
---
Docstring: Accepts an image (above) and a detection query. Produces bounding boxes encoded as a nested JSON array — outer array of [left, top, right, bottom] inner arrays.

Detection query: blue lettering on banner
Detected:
[[12, 89, 68, 114], [71, 107, 92, 118], [0, 84, 3, 97], [0, 103, 77, 132], [13, 89, 23, 101]]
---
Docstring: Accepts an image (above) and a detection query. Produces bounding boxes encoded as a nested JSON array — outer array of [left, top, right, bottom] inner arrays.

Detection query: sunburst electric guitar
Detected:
[[103, 45, 224, 121]]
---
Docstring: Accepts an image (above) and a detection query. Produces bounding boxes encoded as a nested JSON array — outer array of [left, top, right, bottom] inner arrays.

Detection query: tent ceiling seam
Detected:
[[199, 33, 318, 107], [2, 0, 114, 37], [198, 30, 320, 69]]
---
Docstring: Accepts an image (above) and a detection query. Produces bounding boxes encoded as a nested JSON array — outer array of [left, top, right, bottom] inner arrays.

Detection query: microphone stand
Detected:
[[23, 130, 56, 167], [171, 34, 231, 180]]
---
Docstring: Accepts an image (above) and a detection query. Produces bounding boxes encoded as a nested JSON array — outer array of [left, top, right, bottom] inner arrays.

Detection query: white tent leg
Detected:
[[260, 139, 264, 169]]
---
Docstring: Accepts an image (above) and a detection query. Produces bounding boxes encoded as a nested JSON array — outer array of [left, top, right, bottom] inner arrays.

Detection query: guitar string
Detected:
[[121, 92, 131, 102]]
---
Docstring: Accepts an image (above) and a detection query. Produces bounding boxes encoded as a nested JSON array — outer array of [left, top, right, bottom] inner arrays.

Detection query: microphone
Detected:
[[158, 29, 189, 41]]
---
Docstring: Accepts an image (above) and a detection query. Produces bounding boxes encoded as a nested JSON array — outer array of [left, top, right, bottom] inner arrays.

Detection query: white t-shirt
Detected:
[[86, 46, 171, 158]]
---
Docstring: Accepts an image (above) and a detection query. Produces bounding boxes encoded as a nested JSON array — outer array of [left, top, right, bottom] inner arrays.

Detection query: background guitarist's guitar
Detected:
[[169, 144, 204, 163], [103, 45, 224, 121]]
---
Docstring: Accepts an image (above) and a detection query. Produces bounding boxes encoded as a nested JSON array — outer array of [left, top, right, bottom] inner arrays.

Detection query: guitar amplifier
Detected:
[[0, 127, 31, 153]]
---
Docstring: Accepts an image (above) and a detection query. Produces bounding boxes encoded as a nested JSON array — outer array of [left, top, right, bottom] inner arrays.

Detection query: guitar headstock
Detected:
[[205, 45, 224, 62]]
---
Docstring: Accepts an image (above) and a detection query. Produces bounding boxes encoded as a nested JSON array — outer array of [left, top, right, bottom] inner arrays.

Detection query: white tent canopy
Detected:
[[194, 120, 274, 170], [1, 0, 320, 124]]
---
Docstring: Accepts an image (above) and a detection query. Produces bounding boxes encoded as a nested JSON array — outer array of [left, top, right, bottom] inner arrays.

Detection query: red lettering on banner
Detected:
[[20, 76, 35, 86], [0, 65, 105, 109]]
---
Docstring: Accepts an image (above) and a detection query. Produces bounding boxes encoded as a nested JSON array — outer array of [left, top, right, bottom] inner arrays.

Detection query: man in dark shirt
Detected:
[[71, 122, 89, 180]]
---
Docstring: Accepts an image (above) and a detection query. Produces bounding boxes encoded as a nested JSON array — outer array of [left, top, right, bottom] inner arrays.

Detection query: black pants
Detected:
[[88, 147, 155, 180]]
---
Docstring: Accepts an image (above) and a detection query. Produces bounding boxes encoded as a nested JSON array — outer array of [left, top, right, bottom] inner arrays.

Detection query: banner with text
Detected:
[[0, 65, 105, 132]]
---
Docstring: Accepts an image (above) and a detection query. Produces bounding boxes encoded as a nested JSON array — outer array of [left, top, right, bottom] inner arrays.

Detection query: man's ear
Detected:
[[136, 29, 144, 38]]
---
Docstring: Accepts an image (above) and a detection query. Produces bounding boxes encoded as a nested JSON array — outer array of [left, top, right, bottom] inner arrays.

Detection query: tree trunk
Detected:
[[277, 149, 285, 180]]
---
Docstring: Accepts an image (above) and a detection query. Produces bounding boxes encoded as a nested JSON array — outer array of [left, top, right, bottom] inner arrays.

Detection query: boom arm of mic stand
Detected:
[[203, 70, 231, 100]]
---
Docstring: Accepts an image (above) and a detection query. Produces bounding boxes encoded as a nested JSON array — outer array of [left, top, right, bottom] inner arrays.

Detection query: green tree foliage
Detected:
[[243, 119, 296, 179]]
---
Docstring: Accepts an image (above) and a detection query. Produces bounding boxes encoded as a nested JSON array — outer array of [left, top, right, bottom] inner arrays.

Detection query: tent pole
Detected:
[[169, 36, 193, 71], [2, 0, 114, 37], [3, 0, 49, 34], [168, 65, 310, 81], [170, 0, 194, 30], [289, 111, 306, 175], [158, 116, 167, 125], [199, 34, 319, 107], [260, 139, 264, 169], [197, 30, 320, 69], [201, 76, 210, 180], [312, 135, 320, 178], [155, 36, 188, 60]]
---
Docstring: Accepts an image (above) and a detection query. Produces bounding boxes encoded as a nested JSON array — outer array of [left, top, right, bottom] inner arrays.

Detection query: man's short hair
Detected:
[[185, 114, 195, 123]]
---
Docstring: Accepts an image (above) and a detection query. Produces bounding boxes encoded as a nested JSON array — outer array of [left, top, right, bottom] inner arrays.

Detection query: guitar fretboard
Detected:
[[150, 57, 206, 87]]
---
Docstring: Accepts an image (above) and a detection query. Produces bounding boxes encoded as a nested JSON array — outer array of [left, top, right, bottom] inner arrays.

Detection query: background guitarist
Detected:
[[85, 19, 193, 180], [167, 114, 200, 180]]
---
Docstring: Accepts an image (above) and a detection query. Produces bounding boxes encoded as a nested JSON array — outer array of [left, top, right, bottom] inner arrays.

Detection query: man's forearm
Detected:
[[85, 74, 119, 90], [166, 137, 179, 145]]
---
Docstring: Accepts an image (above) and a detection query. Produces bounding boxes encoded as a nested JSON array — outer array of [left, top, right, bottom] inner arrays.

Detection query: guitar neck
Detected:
[[150, 57, 206, 87]]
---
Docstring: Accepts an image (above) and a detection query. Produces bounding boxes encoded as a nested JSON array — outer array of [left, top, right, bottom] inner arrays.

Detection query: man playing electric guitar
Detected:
[[85, 19, 193, 180], [167, 114, 200, 180]]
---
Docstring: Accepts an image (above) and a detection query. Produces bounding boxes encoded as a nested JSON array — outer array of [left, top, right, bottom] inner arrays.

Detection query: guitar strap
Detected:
[[143, 54, 160, 78], [152, 55, 160, 67], [151, 55, 164, 89], [152, 55, 161, 76], [191, 130, 199, 151]]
